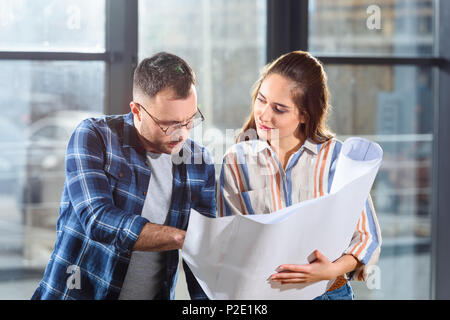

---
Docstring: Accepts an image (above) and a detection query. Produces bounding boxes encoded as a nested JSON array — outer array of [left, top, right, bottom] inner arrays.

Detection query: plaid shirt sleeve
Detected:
[[192, 150, 216, 218], [65, 119, 149, 254]]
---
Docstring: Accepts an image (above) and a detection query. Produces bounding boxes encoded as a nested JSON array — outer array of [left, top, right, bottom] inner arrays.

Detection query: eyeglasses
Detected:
[[135, 102, 205, 136]]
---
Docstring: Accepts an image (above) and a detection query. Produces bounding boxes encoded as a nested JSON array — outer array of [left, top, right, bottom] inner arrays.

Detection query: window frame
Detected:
[[431, 0, 450, 301], [0, 0, 138, 115]]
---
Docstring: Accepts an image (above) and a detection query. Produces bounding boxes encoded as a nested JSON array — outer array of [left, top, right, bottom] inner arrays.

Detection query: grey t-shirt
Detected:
[[118, 152, 173, 300]]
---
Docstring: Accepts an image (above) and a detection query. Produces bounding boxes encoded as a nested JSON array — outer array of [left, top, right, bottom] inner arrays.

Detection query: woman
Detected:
[[217, 51, 381, 300]]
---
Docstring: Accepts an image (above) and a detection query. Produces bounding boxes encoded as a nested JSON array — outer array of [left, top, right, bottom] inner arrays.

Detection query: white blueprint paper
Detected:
[[182, 137, 383, 300]]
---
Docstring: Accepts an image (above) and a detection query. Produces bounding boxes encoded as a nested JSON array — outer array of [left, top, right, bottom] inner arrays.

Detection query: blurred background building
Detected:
[[0, 0, 449, 299]]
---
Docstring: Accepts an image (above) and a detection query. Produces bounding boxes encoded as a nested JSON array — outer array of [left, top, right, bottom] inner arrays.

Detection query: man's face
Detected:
[[131, 85, 198, 154]]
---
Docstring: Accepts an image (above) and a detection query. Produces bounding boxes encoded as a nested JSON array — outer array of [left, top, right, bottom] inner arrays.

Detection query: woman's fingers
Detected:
[[280, 279, 306, 284], [270, 272, 306, 280], [277, 264, 310, 273], [270, 276, 308, 284], [271, 253, 334, 284], [269, 263, 318, 284]]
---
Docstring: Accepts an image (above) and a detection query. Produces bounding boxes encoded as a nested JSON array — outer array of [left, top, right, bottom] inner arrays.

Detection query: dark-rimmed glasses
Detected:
[[135, 102, 205, 136]]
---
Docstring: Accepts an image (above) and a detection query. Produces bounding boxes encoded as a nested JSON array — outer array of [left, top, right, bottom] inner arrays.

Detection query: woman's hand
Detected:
[[269, 250, 338, 284]]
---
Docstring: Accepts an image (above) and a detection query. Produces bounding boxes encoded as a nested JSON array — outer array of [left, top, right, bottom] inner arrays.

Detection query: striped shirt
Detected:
[[217, 137, 381, 282]]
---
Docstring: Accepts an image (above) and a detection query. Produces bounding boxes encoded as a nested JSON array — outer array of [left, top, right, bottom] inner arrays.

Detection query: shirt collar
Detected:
[[303, 138, 319, 155], [122, 112, 146, 154], [250, 138, 318, 155]]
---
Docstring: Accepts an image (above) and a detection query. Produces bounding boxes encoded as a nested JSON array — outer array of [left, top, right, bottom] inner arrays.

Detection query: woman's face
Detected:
[[253, 73, 306, 146]]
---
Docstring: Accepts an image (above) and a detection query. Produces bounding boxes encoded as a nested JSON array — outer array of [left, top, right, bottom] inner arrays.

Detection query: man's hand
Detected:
[[133, 223, 186, 252]]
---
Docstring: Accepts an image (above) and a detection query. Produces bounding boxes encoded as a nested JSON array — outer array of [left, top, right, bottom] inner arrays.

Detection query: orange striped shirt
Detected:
[[217, 138, 382, 282]]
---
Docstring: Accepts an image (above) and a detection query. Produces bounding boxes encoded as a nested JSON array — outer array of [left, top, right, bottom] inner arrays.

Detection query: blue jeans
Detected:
[[313, 283, 354, 300]]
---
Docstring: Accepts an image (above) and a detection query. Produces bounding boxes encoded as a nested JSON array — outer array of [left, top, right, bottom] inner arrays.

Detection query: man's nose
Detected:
[[170, 127, 190, 141]]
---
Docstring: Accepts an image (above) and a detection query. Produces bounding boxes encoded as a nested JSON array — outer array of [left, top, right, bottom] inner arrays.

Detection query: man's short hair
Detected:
[[133, 52, 196, 99]]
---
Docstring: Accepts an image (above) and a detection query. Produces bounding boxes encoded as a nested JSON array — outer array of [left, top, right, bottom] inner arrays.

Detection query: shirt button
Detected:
[[119, 172, 124, 178], [143, 191, 147, 196]]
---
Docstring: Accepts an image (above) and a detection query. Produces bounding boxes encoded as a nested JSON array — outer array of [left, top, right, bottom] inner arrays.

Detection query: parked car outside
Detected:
[[0, 119, 26, 197], [21, 110, 103, 229]]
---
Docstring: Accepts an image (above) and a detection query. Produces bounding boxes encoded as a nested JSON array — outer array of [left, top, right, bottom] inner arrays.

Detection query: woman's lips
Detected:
[[257, 122, 273, 131]]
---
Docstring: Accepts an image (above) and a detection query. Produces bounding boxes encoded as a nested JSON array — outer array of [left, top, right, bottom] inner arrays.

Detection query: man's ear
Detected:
[[130, 102, 142, 122]]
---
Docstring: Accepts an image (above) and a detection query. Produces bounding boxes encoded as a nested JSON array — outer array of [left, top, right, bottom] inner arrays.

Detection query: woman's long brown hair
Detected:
[[238, 51, 334, 144]]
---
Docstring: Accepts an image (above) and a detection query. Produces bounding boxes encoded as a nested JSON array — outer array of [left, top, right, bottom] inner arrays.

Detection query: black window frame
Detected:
[[0, 0, 138, 115]]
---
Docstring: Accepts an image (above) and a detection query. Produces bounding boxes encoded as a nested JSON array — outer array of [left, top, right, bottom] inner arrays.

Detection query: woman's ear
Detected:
[[297, 110, 308, 137], [299, 110, 308, 125]]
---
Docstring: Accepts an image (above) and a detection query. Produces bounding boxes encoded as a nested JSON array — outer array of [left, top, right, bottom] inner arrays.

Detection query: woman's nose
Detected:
[[258, 104, 272, 122]]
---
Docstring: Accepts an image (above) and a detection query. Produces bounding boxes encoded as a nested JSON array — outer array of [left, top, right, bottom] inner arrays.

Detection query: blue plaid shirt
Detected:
[[31, 112, 216, 300]]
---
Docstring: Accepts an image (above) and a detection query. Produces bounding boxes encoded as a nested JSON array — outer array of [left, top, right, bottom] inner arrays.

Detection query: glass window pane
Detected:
[[0, 61, 105, 298], [309, 0, 435, 56], [138, 0, 266, 299], [0, 0, 105, 52], [324, 64, 434, 299], [139, 0, 267, 165]]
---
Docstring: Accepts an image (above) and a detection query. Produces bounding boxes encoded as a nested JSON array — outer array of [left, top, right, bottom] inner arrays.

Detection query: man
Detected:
[[31, 52, 216, 300]]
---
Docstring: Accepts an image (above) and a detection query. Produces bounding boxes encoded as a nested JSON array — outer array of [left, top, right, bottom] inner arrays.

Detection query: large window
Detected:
[[0, 0, 105, 52], [0, 0, 106, 299], [309, 0, 434, 56], [138, 0, 267, 298], [309, 0, 436, 299], [325, 64, 433, 299], [139, 0, 267, 166]]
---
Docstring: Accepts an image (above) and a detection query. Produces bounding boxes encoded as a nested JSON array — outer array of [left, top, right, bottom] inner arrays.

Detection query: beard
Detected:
[[137, 126, 186, 155]]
